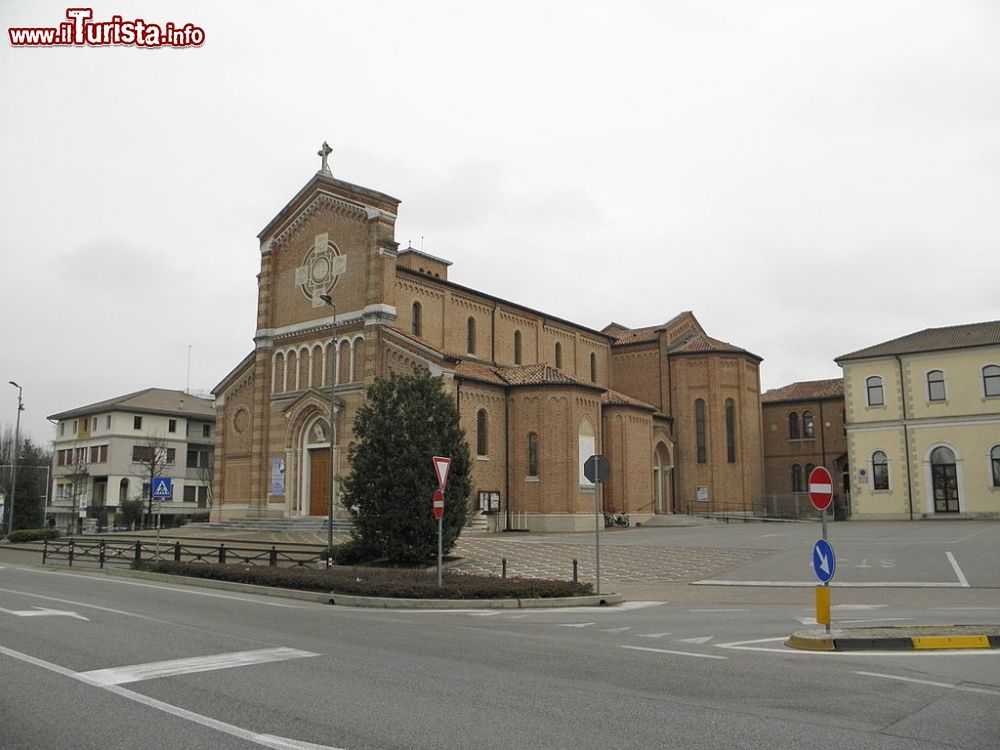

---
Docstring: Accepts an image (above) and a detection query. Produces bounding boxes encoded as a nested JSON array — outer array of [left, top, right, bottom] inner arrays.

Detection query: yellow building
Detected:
[[212, 149, 765, 531], [836, 321, 1000, 519]]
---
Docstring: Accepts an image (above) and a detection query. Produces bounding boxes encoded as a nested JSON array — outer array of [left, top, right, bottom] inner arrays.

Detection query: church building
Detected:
[[212, 146, 765, 531]]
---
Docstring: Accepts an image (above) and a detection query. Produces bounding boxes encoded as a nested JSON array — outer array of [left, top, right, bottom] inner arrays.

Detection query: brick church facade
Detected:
[[212, 151, 765, 531]]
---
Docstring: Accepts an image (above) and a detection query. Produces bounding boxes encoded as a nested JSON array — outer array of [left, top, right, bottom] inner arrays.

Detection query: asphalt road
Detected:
[[2, 552, 999, 750]]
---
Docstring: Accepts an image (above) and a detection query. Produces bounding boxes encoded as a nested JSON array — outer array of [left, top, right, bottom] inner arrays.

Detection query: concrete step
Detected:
[[187, 518, 354, 533]]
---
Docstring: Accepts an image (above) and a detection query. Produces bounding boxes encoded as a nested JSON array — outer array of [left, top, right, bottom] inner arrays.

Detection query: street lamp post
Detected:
[[7, 381, 23, 535], [319, 294, 338, 568]]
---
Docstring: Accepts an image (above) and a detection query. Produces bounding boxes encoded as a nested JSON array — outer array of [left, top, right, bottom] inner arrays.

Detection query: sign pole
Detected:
[[437, 513, 443, 587], [808, 466, 835, 634], [432, 457, 451, 588], [595, 477, 601, 596]]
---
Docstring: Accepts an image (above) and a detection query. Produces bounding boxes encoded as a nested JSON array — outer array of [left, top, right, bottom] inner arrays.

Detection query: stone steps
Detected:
[[187, 518, 354, 533]]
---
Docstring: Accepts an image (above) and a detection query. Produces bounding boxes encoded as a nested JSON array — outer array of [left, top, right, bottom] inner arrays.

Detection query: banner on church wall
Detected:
[[270, 457, 285, 496]]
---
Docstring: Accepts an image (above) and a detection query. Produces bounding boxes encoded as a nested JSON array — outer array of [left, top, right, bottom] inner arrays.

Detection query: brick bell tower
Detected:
[[214, 143, 402, 520]]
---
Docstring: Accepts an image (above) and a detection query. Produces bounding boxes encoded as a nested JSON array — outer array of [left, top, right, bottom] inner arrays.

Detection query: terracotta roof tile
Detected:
[[762, 378, 844, 403], [836, 320, 1000, 362]]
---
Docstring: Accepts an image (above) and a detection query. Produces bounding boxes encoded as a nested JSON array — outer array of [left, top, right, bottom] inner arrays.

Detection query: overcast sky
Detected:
[[2, 0, 998, 444]]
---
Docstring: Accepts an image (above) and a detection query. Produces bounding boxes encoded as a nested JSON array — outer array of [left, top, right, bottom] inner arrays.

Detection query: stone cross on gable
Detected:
[[317, 141, 333, 173]]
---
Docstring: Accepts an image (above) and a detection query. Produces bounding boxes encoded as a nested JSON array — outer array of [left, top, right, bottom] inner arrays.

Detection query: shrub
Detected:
[[7, 528, 61, 544], [138, 561, 594, 599]]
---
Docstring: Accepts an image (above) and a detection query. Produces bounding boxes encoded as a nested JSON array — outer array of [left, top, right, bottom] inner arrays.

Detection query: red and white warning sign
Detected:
[[808, 466, 834, 511], [433, 456, 451, 490], [432, 488, 445, 520]]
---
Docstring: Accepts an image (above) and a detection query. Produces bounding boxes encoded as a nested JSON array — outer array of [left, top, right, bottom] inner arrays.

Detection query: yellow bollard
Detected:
[[816, 585, 831, 626]]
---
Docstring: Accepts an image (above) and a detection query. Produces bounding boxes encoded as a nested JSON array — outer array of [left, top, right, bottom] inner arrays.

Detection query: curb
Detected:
[[25, 564, 625, 609], [786, 624, 1000, 652]]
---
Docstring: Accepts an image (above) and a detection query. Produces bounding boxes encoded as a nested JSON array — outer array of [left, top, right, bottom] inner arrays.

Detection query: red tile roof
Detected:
[[762, 378, 844, 404], [836, 320, 1000, 362]]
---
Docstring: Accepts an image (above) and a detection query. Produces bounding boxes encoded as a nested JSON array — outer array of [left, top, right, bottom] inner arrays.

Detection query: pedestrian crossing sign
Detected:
[[152, 478, 173, 499]]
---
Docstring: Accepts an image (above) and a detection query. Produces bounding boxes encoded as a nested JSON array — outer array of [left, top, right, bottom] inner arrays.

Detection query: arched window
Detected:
[[476, 409, 488, 457], [411, 301, 422, 337], [872, 450, 889, 490], [590, 352, 597, 382], [791, 464, 803, 492], [927, 370, 945, 401], [788, 411, 800, 439], [555, 341, 562, 369], [802, 410, 815, 439], [930, 446, 959, 513], [725, 398, 736, 463], [866, 376, 884, 406], [805, 463, 816, 483], [528, 433, 539, 477], [467, 317, 477, 355], [578, 418, 595, 484], [695, 398, 707, 463], [991, 445, 1000, 488], [514, 330, 522, 365], [983, 365, 1000, 397]]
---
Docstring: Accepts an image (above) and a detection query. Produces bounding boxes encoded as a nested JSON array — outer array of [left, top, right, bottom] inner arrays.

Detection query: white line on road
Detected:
[[689, 608, 748, 613], [602, 626, 632, 633], [945, 551, 969, 587], [839, 618, 912, 624], [695, 580, 965, 588], [0, 643, 341, 750], [0, 605, 89, 620], [558, 622, 595, 628], [16, 568, 314, 608], [621, 645, 727, 660], [637, 632, 672, 639], [78, 647, 318, 686], [853, 671, 1000, 696], [677, 637, 714, 644]]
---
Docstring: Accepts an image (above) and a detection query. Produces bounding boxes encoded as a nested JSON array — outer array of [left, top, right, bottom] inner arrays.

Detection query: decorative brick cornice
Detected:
[[266, 191, 393, 251]]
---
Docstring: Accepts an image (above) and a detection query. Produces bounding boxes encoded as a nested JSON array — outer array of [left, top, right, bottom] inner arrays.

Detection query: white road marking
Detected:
[[15, 569, 313, 608], [0, 585, 182, 623], [558, 622, 595, 628], [637, 632, 672, 639], [0, 605, 89, 620], [931, 607, 1000, 611], [695, 580, 965, 588], [677, 637, 714, 644], [832, 604, 887, 610], [945, 551, 969, 587], [469, 612, 502, 617], [622, 645, 727, 660], [840, 618, 911, 624], [796, 617, 817, 625], [601, 626, 632, 633], [78, 647, 318, 686], [689, 608, 748, 613], [0, 643, 341, 750], [854, 671, 1000, 696]]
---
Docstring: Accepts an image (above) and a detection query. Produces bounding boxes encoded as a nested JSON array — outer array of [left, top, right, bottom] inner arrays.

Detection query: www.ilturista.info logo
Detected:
[[8, 8, 205, 48]]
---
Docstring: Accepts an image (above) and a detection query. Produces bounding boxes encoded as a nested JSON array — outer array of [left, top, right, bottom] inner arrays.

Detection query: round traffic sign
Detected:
[[812, 538, 836, 583], [807, 466, 834, 511], [432, 488, 444, 520]]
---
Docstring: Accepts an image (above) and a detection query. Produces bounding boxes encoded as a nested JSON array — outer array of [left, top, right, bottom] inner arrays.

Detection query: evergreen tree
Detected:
[[341, 370, 471, 564], [1, 433, 49, 532]]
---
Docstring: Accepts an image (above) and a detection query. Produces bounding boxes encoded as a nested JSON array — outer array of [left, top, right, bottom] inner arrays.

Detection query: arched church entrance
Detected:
[[299, 415, 332, 518], [653, 442, 674, 514]]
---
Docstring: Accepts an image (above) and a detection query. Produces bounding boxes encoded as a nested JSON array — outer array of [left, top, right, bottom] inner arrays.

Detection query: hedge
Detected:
[[138, 561, 593, 599], [7, 528, 61, 544]]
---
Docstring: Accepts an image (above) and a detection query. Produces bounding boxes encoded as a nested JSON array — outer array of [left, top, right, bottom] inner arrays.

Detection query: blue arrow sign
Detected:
[[812, 539, 836, 583], [151, 477, 173, 500]]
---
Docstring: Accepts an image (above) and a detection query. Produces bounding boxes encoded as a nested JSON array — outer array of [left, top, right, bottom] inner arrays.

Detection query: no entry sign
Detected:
[[807, 466, 834, 511], [432, 488, 445, 520]]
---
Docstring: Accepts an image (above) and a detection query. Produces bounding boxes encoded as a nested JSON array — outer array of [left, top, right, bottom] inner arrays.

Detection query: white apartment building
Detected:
[[47, 388, 214, 530]]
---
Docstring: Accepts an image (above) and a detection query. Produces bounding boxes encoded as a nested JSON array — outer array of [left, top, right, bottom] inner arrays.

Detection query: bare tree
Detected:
[[130, 434, 173, 529]]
